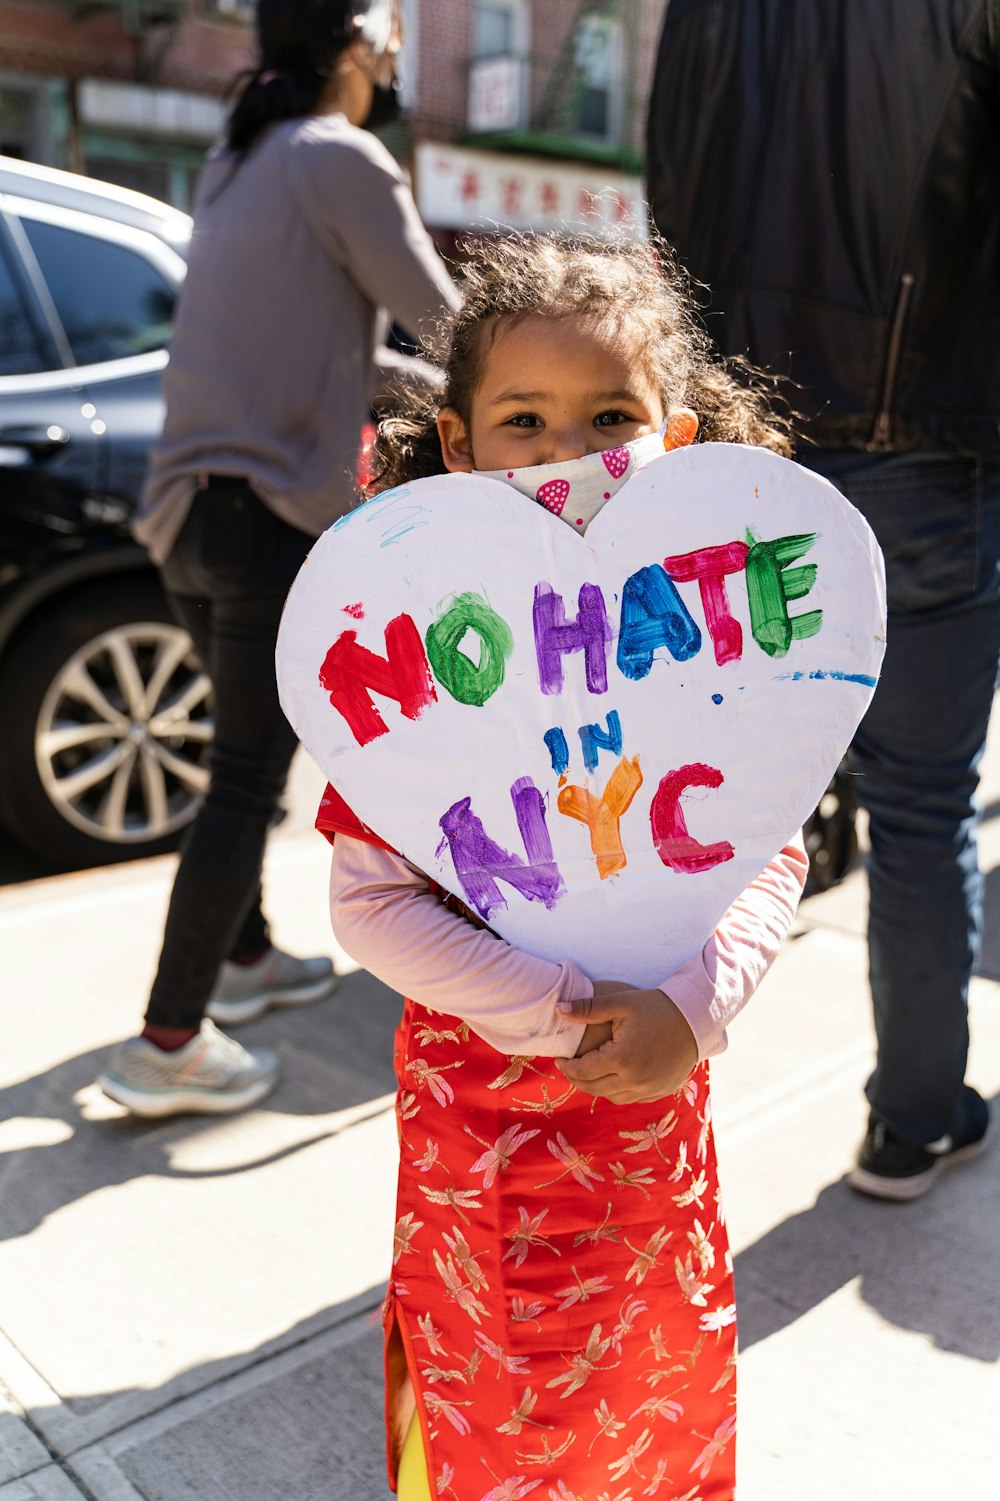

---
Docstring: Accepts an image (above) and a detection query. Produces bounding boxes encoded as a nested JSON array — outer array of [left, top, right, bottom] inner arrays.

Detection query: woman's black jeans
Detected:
[[145, 478, 314, 1030]]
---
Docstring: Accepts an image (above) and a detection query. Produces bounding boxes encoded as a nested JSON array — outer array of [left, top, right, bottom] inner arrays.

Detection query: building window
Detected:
[[81, 136, 205, 213], [573, 15, 623, 143], [469, 0, 529, 133], [0, 82, 42, 161], [473, 0, 523, 59], [86, 155, 172, 205]]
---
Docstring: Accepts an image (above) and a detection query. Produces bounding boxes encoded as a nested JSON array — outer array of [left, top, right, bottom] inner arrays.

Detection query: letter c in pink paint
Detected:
[[649, 763, 735, 874]]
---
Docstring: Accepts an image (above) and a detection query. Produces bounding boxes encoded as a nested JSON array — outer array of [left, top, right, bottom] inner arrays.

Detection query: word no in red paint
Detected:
[[318, 617, 437, 747]]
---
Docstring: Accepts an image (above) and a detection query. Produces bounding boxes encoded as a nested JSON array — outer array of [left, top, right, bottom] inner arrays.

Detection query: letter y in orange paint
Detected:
[[558, 755, 643, 879]]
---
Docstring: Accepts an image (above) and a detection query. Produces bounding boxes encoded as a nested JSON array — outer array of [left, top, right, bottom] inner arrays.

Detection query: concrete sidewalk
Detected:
[[2, 722, 998, 1501]]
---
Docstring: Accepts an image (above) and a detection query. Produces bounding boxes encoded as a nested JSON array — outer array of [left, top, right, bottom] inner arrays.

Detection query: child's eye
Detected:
[[594, 410, 630, 427], [507, 412, 541, 429]]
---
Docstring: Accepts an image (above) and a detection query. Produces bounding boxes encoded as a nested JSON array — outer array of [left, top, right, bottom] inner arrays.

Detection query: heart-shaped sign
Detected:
[[277, 444, 885, 986]]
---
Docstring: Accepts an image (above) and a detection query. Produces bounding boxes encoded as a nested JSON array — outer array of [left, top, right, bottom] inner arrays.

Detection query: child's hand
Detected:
[[574, 1020, 614, 1057], [555, 980, 698, 1103]]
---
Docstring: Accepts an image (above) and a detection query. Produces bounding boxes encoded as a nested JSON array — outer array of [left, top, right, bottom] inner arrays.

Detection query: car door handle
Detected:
[[0, 425, 70, 459]]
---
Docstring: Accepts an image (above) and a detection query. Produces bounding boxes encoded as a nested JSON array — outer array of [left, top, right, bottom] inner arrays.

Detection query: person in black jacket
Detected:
[[647, 0, 1000, 1200]]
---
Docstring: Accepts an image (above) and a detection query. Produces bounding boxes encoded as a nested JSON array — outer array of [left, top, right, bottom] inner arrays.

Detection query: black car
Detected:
[[0, 154, 213, 868]]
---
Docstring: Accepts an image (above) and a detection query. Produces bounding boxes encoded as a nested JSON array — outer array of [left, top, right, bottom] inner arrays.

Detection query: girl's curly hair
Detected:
[[370, 230, 791, 495]]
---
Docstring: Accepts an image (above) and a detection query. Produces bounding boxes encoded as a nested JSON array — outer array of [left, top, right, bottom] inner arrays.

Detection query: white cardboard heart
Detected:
[[277, 444, 885, 986]]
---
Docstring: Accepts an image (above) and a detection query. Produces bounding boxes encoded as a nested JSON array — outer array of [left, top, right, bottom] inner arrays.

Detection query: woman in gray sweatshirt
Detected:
[[101, 0, 459, 1118]]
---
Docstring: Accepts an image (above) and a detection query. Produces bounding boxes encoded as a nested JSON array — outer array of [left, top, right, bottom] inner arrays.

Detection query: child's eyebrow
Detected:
[[488, 387, 644, 406], [586, 388, 645, 403], [488, 388, 548, 405]]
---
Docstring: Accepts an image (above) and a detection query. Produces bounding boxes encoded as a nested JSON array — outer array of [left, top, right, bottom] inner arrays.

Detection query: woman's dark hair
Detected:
[[227, 0, 358, 153], [371, 230, 792, 494]]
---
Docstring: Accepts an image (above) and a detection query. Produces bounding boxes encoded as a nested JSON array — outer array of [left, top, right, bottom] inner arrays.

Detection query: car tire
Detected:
[[0, 576, 214, 869]]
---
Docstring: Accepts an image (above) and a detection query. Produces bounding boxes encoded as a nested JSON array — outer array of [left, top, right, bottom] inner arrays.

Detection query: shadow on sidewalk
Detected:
[[0, 967, 400, 1244], [735, 1088, 1000, 1364], [17, 1298, 391, 1501]]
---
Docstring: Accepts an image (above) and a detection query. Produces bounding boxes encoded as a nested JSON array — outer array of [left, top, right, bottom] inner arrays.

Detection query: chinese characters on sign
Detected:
[[415, 143, 645, 238]]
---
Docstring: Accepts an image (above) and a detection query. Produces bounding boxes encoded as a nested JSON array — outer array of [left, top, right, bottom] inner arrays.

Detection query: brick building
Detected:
[[0, 1, 254, 208], [0, 0, 668, 229]]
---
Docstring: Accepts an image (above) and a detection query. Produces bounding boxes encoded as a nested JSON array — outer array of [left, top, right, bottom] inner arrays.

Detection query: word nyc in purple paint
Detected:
[[439, 775, 566, 922], [533, 581, 611, 695]]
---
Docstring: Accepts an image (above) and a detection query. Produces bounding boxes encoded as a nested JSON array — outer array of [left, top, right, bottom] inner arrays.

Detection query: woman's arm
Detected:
[[290, 122, 460, 344], [330, 834, 588, 1057], [372, 344, 445, 403]]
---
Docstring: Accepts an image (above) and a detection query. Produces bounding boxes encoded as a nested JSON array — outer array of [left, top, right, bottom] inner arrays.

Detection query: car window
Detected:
[[20, 218, 176, 365], [0, 241, 47, 375]]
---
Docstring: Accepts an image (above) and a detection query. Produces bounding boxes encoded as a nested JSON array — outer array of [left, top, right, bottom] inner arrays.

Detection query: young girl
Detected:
[[317, 236, 808, 1501]]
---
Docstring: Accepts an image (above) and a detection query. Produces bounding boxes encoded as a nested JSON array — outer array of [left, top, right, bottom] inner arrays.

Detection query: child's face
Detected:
[[437, 315, 665, 474]]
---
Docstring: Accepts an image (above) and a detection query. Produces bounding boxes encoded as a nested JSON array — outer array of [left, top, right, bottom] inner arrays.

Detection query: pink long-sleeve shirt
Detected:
[[329, 832, 807, 1060]]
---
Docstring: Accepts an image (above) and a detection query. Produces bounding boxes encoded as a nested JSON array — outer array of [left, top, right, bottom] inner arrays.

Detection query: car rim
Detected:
[[35, 621, 214, 846]]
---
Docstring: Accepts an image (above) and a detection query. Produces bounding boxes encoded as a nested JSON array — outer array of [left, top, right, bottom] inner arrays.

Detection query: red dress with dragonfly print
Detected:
[[319, 789, 737, 1501]]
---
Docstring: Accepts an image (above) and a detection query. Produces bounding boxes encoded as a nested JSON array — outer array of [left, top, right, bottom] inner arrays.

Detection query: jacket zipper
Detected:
[[867, 272, 915, 451]]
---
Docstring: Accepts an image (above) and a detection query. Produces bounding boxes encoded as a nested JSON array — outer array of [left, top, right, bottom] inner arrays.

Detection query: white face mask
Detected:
[[475, 431, 668, 533]]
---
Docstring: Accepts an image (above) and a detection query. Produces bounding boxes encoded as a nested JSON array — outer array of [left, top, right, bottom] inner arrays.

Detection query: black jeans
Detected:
[[805, 452, 1000, 1143], [145, 478, 314, 1029]]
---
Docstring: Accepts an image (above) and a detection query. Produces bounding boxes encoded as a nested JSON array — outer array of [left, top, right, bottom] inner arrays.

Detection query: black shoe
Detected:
[[848, 1086, 990, 1201]]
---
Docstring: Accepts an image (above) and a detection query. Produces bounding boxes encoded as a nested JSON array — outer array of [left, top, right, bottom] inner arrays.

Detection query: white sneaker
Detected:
[[99, 1020, 279, 1118], [206, 946, 339, 1026]]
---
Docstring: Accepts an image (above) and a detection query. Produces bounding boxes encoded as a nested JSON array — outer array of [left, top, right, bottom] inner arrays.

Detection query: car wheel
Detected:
[[0, 577, 213, 869]]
